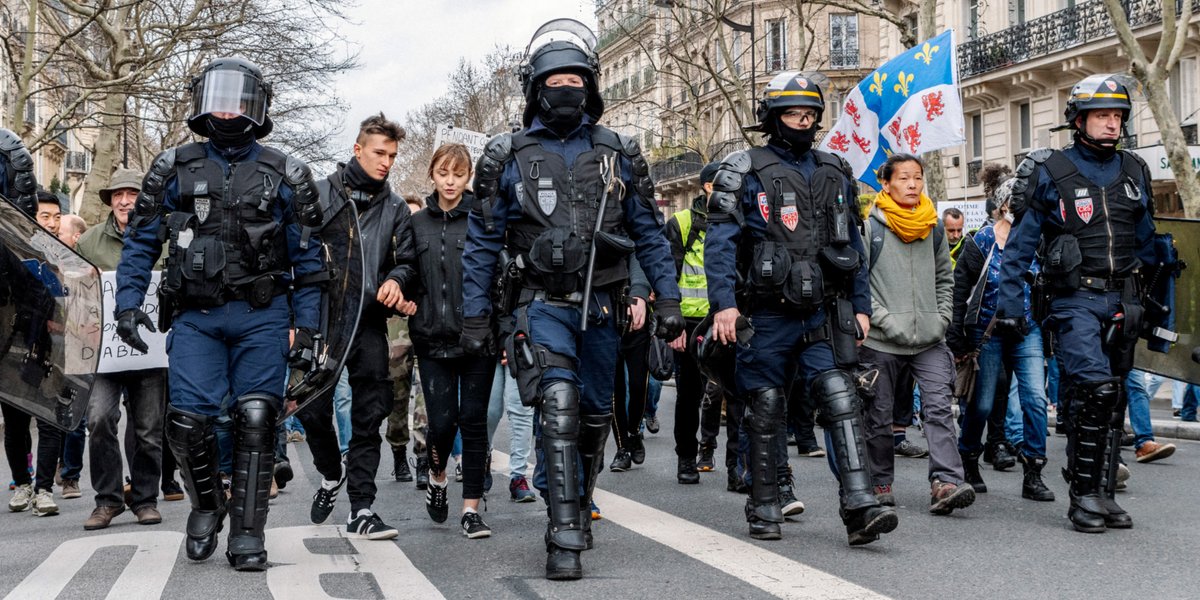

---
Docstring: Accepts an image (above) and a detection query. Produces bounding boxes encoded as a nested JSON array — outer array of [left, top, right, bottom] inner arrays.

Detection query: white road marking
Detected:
[[3, 530, 183, 600], [265, 525, 445, 600], [493, 450, 889, 600]]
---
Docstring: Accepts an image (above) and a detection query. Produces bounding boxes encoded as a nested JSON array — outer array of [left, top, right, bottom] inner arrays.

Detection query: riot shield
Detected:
[[281, 201, 364, 421], [0, 200, 101, 431], [1134, 217, 1200, 384]]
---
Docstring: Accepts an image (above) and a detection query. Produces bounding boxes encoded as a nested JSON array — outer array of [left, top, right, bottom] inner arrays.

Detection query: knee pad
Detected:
[[812, 370, 860, 425], [540, 381, 580, 440], [234, 394, 279, 432], [166, 406, 214, 447], [1077, 379, 1119, 426], [746, 387, 785, 433]]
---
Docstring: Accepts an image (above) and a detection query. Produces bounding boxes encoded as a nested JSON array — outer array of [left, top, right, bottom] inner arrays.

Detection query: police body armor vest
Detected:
[[1042, 149, 1144, 279], [507, 127, 629, 292], [743, 146, 849, 310], [162, 143, 291, 308]]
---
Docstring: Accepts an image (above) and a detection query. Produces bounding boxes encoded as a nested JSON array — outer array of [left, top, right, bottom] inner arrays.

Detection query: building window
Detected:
[[829, 14, 859, 69], [1014, 102, 1032, 166], [1010, 0, 1027, 26], [732, 32, 744, 75], [765, 18, 787, 72], [970, 113, 983, 158], [1170, 57, 1198, 124], [966, 0, 980, 40]]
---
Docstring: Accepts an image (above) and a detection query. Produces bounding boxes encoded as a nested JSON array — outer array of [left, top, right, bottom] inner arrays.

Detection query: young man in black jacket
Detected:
[[297, 113, 417, 539]]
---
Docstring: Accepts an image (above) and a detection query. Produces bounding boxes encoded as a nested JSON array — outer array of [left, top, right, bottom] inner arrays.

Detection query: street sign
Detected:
[[433, 124, 490, 164]]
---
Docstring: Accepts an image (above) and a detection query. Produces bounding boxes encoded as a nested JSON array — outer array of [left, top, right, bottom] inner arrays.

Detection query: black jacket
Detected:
[[409, 192, 474, 358], [948, 234, 988, 356], [319, 164, 416, 314]]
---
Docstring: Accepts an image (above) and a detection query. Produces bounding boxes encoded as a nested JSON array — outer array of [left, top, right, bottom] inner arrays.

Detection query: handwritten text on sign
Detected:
[[98, 271, 168, 373]]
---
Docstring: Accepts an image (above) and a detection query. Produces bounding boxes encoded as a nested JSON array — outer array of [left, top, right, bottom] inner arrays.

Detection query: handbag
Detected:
[[954, 319, 996, 401]]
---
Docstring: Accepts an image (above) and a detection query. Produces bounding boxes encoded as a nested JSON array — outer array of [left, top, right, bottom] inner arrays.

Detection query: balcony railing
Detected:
[[829, 47, 859, 70], [596, 12, 649, 51], [959, 0, 1200, 78], [650, 150, 703, 183], [65, 150, 90, 174], [967, 159, 983, 187]]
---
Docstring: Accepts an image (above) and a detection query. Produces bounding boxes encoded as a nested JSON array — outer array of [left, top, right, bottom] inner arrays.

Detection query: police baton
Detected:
[[580, 155, 620, 331]]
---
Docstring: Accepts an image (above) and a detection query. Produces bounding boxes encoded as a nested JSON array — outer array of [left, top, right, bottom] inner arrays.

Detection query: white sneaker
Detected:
[[31, 489, 59, 517], [8, 484, 33, 512]]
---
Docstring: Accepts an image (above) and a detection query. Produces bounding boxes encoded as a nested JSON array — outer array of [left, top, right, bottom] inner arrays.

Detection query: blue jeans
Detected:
[[1182, 385, 1200, 422], [333, 367, 353, 454], [1125, 370, 1156, 448], [60, 418, 87, 480], [645, 377, 662, 418], [487, 363, 535, 478], [1003, 379, 1023, 446], [959, 324, 1049, 459]]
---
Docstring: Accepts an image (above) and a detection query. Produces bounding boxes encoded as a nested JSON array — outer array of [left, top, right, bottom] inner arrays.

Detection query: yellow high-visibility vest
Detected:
[[674, 209, 709, 318]]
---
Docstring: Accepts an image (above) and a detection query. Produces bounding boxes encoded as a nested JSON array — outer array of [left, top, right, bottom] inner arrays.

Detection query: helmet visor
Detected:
[[191, 70, 268, 126], [526, 18, 597, 58]]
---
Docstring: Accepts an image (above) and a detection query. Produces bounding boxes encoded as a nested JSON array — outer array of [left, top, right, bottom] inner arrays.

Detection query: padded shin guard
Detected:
[[813, 370, 877, 511], [541, 381, 587, 551], [1070, 380, 1119, 497], [744, 388, 785, 523], [227, 394, 279, 559], [579, 413, 611, 509], [165, 407, 226, 560]]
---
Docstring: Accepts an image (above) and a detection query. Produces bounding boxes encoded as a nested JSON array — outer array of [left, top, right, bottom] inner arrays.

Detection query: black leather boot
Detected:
[[541, 382, 587, 579], [744, 389, 785, 540], [225, 395, 278, 571], [961, 450, 987, 494], [392, 446, 413, 482], [1067, 382, 1116, 533], [678, 456, 700, 485], [1020, 455, 1055, 502], [991, 441, 1017, 471], [165, 407, 227, 562]]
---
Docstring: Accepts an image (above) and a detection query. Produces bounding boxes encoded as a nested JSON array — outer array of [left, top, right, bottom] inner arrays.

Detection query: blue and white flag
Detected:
[[819, 29, 965, 190]]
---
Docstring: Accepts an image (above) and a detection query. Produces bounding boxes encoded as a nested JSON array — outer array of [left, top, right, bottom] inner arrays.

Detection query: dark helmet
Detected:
[[1062, 73, 1139, 130], [188, 57, 274, 139], [687, 314, 736, 392], [519, 19, 604, 126], [647, 318, 676, 382], [747, 71, 829, 133]]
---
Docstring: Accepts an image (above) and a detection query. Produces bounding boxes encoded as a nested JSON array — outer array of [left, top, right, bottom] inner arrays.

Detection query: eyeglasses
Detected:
[[780, 109, 819, 125]]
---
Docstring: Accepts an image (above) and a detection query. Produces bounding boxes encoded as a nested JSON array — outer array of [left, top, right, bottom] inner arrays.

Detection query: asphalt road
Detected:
[[1, 386, 1198, 600]]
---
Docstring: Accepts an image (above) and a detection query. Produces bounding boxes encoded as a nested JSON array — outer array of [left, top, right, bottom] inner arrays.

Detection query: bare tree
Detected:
[[1, 0, 358, 224], [1104, 0, 1198, 217]]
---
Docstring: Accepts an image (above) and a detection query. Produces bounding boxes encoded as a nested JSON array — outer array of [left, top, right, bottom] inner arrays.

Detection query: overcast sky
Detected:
[[329, 0, 598, 153]]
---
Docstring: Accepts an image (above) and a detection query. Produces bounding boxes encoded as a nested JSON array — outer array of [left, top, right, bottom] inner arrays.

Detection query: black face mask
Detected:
[[205, 115, 256, 148], [537, 85, 588, 136], [776, 119, 819, 156], [1074, 130, 1119, 159]]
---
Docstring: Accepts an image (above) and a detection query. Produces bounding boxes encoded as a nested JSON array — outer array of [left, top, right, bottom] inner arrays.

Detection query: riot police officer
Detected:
[[704, 71, 898, 545], [461, 19, 683, 580], [115, 57, 326, 570], [997, 74, 1156, 533]]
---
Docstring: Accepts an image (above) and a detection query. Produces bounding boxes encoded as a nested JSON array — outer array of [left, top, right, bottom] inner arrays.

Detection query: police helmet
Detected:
[[1062, 73, 1140, 130], [687, 314, 736, 392], [519, 19, 604, 126], [747, 71, 829, 133], [188, 57, 274, 139], [647, 323, 676, 382]]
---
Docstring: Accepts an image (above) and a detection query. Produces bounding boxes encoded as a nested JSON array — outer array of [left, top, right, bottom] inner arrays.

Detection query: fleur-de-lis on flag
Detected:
[[915, 42, 940, 65], [869, 72, 888, 96], [893, 71, 915, 97]]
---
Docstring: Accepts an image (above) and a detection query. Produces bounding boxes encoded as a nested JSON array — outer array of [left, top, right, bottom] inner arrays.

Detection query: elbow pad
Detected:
[[0, 128, 38, 217], [285, 155, 322, 228], [473, 133, 512, 201], [619, 134, 657, 206], [130, 149, 175, 229], [706, 151, 750, 226]]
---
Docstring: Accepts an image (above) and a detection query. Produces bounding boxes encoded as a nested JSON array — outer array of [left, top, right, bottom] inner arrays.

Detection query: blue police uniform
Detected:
[[463, 115, 679, 555], [116, 142, 322, 415], [999, 141, 1155, 532]]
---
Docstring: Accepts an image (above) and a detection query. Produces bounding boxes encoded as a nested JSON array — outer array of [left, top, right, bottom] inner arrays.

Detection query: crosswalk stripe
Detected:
[[3, 531, 182, 600], [493, 450, 890, 600]]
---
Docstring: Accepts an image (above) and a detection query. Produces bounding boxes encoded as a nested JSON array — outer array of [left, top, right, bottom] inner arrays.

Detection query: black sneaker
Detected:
[[779, 477, 805, 517], [696, 447, 716, 472], [628, 434, 646, 465], [346, 510, 398, 540], [274, 460, 294, 490], [644, 414, 660, 434], [311, 474, 346, 524], [461, 511, 492, 539], [426, 482, 449, 523], [609, 450, 632, 472]]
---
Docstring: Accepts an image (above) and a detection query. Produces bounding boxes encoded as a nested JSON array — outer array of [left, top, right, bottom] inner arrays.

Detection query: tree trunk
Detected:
[[79, 92, 126, 225], [916, 0, 947, 202], [1141, 72, 1200, 217]]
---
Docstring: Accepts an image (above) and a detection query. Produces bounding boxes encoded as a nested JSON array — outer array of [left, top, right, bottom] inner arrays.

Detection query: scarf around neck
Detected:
[[874, 190, 938, 243]]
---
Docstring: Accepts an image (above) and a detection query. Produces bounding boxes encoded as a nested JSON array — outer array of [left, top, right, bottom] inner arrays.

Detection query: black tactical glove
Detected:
[[115, 308, 156, 354], [460, 316, 495, 356], [288, 327, 319, 372], [993, 316, 1029, 340], [653, 298, 685, 340]]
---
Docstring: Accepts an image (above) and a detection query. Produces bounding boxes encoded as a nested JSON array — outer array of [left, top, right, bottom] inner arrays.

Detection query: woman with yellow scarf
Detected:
[[859, 154, 976, 517]]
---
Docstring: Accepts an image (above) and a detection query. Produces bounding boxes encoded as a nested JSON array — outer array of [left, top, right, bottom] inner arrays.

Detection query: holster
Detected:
[[507, 304, 574, 407], [828, 297, 860, 368]]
